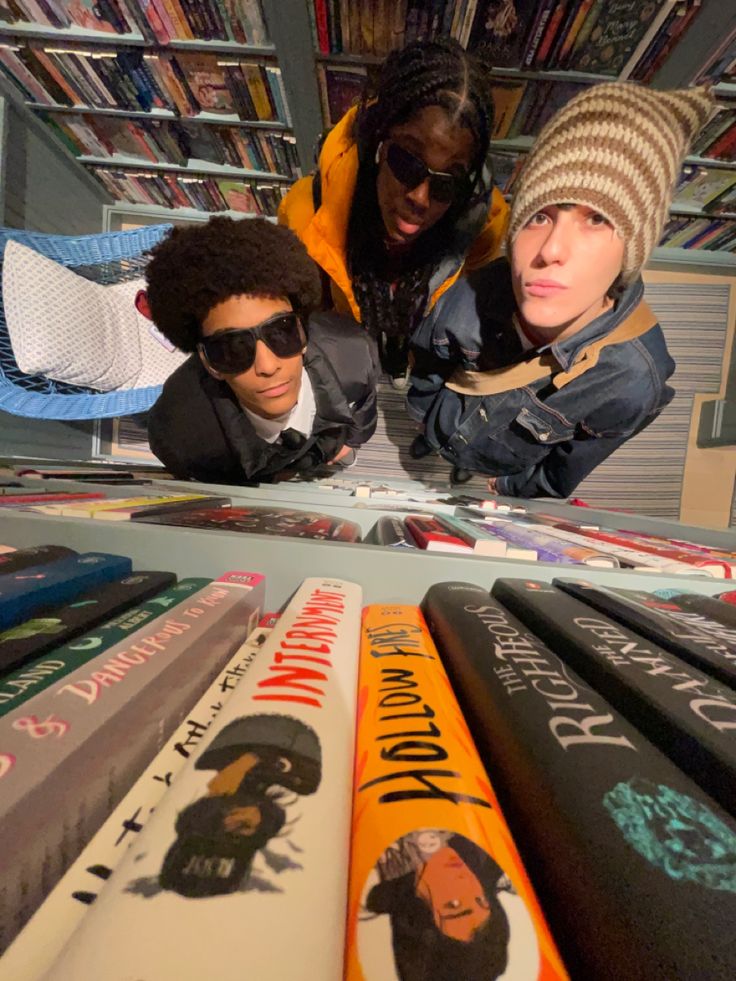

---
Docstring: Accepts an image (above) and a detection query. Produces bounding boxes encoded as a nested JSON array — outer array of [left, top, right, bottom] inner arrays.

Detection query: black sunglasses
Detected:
[[383, 141, 471, 205], [198, 311, 305, 375]]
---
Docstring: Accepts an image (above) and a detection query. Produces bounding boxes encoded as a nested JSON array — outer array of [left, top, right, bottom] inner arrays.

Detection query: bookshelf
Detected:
[[0, 0, 734, 250], [0, 0, 323, 219], [313, 0, 736, 267]]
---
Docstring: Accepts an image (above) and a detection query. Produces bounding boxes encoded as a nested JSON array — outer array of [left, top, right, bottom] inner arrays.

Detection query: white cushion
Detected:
[[2, 240, 186, 391]]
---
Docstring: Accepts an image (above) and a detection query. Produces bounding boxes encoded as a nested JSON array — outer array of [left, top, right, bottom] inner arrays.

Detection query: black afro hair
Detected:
[[144, 216, 322, 353]]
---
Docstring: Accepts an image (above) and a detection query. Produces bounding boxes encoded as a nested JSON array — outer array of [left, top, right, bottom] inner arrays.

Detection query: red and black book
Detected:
[[492, 578, 736, 816], [421, 581, 736, 980], [0, 571, 177, 675], [555, 579, 736, 691], [0, 545, 76, 577], [403, 514, 473, 553], [135, 505, 361, 542]]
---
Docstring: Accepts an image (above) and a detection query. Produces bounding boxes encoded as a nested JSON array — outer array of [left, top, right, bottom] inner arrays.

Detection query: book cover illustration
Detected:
[[468, 0, 540, 67], [0, 572, 264, 953], [422, 581, 736, 980], [0, 620, 274, 981], [570, 0, 671, 75], [137, 505, 362, 542], [45, 577, 362, 981], [347, 604, 566, 981]]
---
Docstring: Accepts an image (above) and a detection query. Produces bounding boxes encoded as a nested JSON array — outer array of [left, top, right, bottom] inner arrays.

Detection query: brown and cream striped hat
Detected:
[[508, 82, 715, 281]]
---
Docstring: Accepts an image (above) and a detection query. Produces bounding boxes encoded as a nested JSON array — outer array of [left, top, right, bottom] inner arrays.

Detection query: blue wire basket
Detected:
[[0, 223, 172, 420]]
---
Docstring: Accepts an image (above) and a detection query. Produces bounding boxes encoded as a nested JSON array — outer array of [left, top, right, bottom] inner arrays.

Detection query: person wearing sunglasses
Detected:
[[407, 82, 714, 498], [141, 217, 378, 485], [278, 38, 508, 389]]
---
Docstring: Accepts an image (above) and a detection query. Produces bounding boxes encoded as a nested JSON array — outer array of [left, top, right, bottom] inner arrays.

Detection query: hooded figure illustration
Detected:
[[159, 714, 321, 897]]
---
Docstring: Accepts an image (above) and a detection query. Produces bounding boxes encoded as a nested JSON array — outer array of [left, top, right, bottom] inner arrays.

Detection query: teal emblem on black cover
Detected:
[[604, 777, 736, 891]]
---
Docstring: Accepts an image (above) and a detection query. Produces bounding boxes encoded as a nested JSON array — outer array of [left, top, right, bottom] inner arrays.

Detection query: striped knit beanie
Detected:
[[508, 82, 715, 281]]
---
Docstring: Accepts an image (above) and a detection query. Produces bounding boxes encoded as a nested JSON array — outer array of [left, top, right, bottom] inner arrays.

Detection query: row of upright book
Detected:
[[0, 0, 269, 46], [44, 112, 300, 178], [92, 167, 286, 213], [0, 45, 291, 123], [3, 525, 736, 977], [309, 0, 703, 81]]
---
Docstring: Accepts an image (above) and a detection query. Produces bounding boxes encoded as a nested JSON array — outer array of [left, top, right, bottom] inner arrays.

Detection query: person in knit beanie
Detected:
[[406, 81, 714, 499]]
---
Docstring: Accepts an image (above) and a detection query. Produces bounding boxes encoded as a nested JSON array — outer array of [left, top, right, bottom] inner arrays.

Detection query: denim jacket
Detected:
[[408, 258, 675, 498]]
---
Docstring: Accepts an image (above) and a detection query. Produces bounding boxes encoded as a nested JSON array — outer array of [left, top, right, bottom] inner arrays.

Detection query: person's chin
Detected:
[[386, 215, 425, 247], [518, 296, 570, 331]]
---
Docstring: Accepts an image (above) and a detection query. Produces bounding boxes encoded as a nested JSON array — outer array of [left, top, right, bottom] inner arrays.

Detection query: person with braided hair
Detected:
[[278, 38, 509, 389]]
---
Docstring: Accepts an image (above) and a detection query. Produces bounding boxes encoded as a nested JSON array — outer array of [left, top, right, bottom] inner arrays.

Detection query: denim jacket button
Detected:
[[539, 432, 549, 441]]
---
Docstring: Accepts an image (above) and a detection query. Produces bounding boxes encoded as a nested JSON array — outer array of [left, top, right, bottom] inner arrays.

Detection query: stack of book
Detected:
[[42, 113, 300, 178], [92, 168, 286, 213], [3, 540, 736, 977], [310, 0, 703, 82], [691, 106, 736, 163], [0, 0, 269, 46]]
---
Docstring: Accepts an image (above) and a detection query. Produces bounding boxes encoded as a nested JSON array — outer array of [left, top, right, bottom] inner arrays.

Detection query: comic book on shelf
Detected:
[[43, 578, 362, 981], [0, 617, 276, 981], [423, 581, 736, 979], [0, 571, 264, 954]]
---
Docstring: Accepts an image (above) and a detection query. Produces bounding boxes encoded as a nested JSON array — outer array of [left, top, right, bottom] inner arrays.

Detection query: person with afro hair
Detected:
[[140, 216, 378, 484]]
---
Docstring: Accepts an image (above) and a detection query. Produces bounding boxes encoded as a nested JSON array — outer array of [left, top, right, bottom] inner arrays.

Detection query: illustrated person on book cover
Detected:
[[159, 714, 321, 897], [360, 830, 510, 981], [140, 217, 378, 484], [407, 82, 715, 497], [278, 38, 509, 388]]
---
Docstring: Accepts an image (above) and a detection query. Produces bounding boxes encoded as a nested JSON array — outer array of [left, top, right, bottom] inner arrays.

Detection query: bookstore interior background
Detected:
[[4, 5, 736, 981]]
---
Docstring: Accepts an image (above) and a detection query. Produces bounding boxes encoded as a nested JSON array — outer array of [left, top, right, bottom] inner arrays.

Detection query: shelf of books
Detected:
[[2, 469, 736, 976], [314, 1, 736, 268], [0, 0, 302, 218]]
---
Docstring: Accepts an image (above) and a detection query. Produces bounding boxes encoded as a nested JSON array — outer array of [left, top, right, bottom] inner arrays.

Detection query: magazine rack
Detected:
[[0, 223, 171, 420]]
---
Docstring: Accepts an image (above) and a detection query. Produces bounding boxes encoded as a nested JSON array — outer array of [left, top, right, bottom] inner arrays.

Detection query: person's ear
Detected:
[[135, 289, 152, 320], [198, 346, 225, 380]]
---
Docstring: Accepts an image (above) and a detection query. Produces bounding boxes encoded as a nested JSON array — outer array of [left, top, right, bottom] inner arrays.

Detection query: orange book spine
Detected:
[[346, 604, 568, 980], [32, 50, 80, 106], [163, 0, 195, 39]]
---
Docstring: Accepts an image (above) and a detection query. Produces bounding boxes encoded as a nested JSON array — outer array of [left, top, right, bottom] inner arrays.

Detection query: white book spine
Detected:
[[44, 577, 362, 981]]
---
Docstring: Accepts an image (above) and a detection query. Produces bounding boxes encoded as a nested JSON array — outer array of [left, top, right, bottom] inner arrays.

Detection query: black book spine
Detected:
[[0, 571, 177, 674], [671, 592, 736, 632], [422, 580, 736, 981], [492, 578, 736, 815], [0, 545, 76, 577], [556, 578, 736, 692]]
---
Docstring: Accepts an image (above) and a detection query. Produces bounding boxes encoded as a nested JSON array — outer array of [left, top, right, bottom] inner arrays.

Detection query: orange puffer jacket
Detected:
[[278, 106, 509, 323]]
